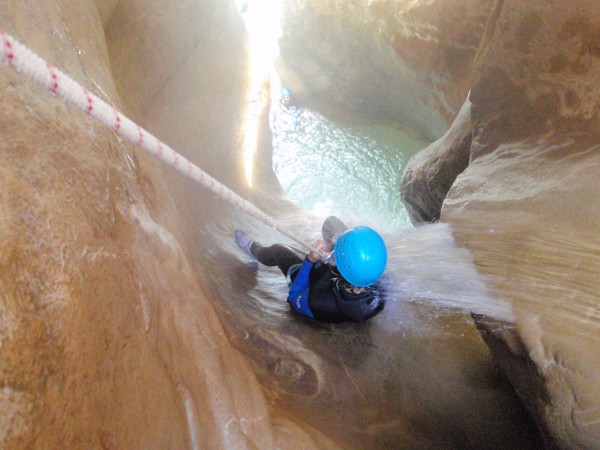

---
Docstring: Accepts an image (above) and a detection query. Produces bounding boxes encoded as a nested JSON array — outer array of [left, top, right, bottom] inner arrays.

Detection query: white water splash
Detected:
[[383, 222, 515, 323]]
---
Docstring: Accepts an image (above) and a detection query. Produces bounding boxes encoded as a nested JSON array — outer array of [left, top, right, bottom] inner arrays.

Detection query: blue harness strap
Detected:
[[286, 263, 302, 288], [287, 259, 314, 318]]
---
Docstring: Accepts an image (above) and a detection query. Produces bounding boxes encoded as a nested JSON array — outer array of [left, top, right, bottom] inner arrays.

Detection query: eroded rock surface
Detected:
[[278, 0, 495, 140], [5, 0, 595, 447], [102, 3, 542, 449], [0, 1, 333, 448], [402, 0, 600, 447], [401, 98, 472, 223]]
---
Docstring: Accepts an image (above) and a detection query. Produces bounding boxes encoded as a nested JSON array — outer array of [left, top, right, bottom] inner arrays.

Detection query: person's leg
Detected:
[[321, 216, 348, 245], [251, 243, 303, 277]]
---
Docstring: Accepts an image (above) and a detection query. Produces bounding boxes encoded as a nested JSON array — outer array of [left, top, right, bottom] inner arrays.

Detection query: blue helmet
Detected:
[[334, 226, 387, 287], [281, 88, 291, 97]]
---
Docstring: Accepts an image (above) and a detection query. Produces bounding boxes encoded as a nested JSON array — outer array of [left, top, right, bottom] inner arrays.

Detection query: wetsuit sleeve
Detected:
[[287, 259, 314, 318]]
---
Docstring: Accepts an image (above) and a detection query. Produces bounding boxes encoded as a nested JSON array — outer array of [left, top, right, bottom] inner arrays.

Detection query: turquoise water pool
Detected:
[[271, 104, 429, 231]]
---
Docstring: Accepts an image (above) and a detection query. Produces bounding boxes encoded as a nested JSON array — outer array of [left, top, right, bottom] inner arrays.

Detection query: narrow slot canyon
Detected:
[[1, 1, 599, 449]]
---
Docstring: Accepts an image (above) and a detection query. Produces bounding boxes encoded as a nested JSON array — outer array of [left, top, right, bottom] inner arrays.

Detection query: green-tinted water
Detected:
[[271, 105, 429, 231]]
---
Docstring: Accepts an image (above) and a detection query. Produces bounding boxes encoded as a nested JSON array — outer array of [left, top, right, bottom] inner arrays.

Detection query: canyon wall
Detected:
[[278, 0, 495, 140], [0, 1, 331, 448], [4, 0, 597, 447], [401, 0, 600, 447]]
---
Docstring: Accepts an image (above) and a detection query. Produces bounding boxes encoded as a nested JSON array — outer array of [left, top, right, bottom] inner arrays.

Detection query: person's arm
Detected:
[[287, 240, 332, 318], [307, 239, 332, 264]]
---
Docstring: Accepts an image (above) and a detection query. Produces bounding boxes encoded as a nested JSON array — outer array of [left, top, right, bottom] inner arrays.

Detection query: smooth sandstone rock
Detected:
[[401, 98, 472, 223], [0, 1, 332, 448], [403, 0, 600, 446], [278, 0, 495, 140], [5, 0, 597, 447], [106, 4, 522, 449]]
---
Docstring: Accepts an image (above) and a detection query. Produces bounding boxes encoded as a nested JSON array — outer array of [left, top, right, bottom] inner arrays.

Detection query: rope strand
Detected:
[[0, 30, 328, 260]]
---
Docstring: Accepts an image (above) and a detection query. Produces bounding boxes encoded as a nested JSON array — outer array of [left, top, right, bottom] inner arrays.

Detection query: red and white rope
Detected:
[[0, 30, 326, 259]]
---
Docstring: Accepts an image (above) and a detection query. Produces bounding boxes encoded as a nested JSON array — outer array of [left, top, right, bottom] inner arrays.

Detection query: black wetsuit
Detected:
[[302, 260, 386, 323], [250, 216, 386, 323]]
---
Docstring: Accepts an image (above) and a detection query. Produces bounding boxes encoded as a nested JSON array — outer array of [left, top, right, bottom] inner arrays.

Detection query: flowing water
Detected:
[[200, 206, 525, 448], [179, 98, 528, 448], [268, 93, 515, 322], [271, 99, 426, 231]]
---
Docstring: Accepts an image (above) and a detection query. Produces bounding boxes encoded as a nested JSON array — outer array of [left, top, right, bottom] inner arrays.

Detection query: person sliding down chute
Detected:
[[235, 216, 388, 323]]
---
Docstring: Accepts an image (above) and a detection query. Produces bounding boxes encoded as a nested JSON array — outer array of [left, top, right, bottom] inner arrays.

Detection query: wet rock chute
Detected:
[[0, 29, 324, 260]]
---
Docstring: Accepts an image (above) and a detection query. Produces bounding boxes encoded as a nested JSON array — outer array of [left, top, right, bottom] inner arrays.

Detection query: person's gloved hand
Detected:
[[307, 239, 332, 263]]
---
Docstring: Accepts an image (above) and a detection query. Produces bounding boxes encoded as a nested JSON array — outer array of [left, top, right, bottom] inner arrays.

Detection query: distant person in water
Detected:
[[279, 87, 301, 116], [280, 87, 293, 107], [234, 216, 388, 323], [269, 87, 301, 131]]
